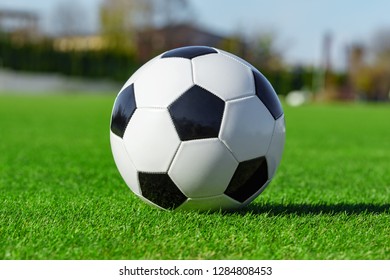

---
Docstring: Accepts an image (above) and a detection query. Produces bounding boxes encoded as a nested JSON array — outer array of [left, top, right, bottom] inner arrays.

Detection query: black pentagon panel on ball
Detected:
[[224, 157, 268, 203], [110, 84, 137, 138], [168, 85, 225, 141], [161, 46, 218, 59], [138, 172, 187, 210], [252, 70, 283, 120]]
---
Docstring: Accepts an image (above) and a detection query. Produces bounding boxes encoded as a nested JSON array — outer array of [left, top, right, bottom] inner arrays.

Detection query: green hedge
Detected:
[[0, 34, 140, 81], [1, 33, 323, 94]]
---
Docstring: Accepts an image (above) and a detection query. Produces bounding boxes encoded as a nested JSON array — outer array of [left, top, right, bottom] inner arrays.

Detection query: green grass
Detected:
[[0, 94, 389, 259]]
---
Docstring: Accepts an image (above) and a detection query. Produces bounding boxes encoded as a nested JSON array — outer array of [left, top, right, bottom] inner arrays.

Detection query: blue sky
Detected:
[[1, 0, 390, 69]]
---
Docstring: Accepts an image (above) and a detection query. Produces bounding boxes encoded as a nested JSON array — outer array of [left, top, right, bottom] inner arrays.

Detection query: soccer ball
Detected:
[[110, 46, 285, 211]]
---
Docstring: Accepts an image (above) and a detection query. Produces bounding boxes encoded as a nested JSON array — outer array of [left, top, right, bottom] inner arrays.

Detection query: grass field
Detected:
[[0, 93, 389, 259]]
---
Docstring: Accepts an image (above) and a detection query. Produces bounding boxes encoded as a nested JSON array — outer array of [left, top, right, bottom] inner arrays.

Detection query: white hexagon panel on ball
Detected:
[[168, 139, 238, 198], [192, 53, 255, 101], [134, 58, 193, 108], [123, 108, 181, 173], [220, 96, 275, 162], [118, 54, 163, 93]]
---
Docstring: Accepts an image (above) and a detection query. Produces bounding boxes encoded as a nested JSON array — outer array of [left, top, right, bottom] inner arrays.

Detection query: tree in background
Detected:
[[370, 28, 390, 100], [348, 29, 390, 101], [220, 31, 283, 72], [249, 32, 284, 71], [99, 0, 192, 54], [99, 0, 154, 52]]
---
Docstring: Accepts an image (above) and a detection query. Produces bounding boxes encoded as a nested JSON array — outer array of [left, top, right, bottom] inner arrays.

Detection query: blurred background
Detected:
[[1, 0, 390, 102]]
